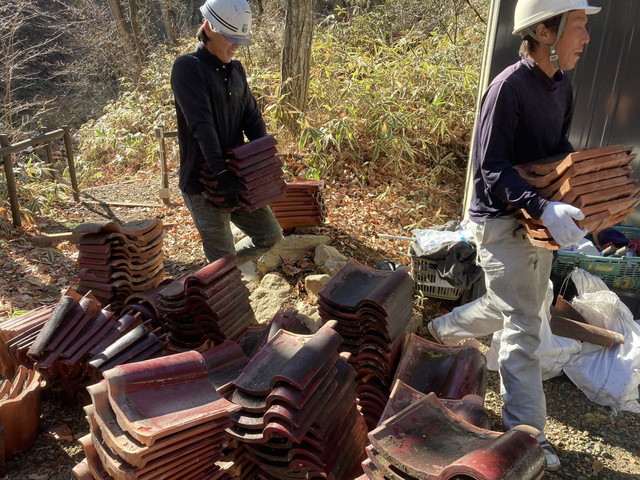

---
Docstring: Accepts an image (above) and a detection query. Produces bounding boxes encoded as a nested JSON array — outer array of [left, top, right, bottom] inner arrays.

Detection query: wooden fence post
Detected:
[[0, 134, 22, 227], [62, 126, 80, 202], [155, 126, 171, 205]]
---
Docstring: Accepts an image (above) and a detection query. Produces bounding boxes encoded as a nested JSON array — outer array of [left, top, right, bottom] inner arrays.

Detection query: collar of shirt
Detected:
[[520, 57, 565, 90], [195, 43, 235, 71]]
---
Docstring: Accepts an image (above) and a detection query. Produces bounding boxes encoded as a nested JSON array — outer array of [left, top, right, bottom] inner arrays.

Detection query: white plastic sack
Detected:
[[411, 220, 472, 255], [486, 281, 582, 380], [562, 268, 640, 414]]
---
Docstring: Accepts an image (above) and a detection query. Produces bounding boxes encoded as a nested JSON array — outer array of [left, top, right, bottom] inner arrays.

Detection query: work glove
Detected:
[[540, 201, 587, 247], [203, 170, 246, 209]]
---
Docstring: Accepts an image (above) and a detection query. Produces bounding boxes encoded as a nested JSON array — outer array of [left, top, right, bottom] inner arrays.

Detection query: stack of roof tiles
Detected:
[[73, 342, 247, 480], [200, 135, 287, 212], [514, 145, 639, 249], [225, 321, 369, 480], [124, 253, 255, 350], [382, 334, 489, 427], [270, 181, 326, 229], [356, 334, 543, 479], [73, 219, 165, 309], [83, 314, 166, 384], [0, 304, 53, 379], [317, 259, 413, 429], [15, 288, 165, 403], [234, 307, 314, 358], [357, 392, 545, 480], [0, 366, 44, 461]]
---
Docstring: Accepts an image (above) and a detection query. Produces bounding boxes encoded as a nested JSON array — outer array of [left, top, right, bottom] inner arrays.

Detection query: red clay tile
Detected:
[[102, 350, 241, 446], [368, 392, 545, 480], [393, 333, 487, 401], [0, 367, 44, 458]]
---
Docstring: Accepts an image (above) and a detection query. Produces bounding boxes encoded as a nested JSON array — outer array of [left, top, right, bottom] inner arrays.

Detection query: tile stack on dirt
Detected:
[[73, 343, 246, 480], [9, 288, 165, 404], [123, 253, 255, 350], [271, 180, 327, 229], [83, 313, 166, 383], [385, 333, 489, 427], [355, 334, 505, 479], [200, 135, 287, 212], [357, 392, 546, 480], [0, 366, 44, 465], [317, 259, 414, 429], [73, 219, 165, 310], [514, 145, 639, 249], [0, 304, 53, 379], [225, 321, 369, 480]]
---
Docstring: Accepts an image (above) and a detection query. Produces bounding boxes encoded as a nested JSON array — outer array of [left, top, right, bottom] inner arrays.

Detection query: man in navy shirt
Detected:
[[171, 0, 282, 264], [429, 0, 601, 472]]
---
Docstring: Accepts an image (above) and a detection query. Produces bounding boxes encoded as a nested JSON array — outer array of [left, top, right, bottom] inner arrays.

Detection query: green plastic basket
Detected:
[[551, 225, 640, 292]]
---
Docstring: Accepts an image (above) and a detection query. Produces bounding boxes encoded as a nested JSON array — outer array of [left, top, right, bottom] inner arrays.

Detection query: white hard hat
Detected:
[[200, 0, 253, 46], [513, 0, 601, 36]]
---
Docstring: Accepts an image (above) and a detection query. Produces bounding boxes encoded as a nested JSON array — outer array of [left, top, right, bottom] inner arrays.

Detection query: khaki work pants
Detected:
[[182, 191, 283, 264], [431, 216, 553, 432]]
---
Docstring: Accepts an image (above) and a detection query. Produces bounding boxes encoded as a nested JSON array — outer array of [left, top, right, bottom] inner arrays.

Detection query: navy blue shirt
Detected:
[[469, 58, 575, 221], [171, 44, 267, 194]]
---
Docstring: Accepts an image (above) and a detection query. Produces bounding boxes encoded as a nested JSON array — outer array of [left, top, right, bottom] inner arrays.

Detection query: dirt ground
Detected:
[[1, 167, 639, 479]]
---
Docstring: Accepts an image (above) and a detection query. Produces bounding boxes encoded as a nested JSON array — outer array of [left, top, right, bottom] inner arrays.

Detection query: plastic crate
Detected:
[[410, 255, 463, 300], [551, 225, 640, 292]]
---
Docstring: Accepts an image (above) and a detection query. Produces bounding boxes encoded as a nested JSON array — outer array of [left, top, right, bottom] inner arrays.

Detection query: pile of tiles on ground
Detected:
[[73, 342, 247, 480], [316, 259, 413, 429], [270, 181, 326, 229], [0, 304, 54, 379], [83, 312, 166, 384], [0, 366, 44, 462], [357, 392, 546, 480], [200, 135, 287, 212], [382, 334, 489, 427], [73, 219, 165, 309], [356, 334, 547, 479], [225, 320, 369, 480], [14, 288, 165, 404], [514, 145, 639, 249], [124, 253, 255, 350]]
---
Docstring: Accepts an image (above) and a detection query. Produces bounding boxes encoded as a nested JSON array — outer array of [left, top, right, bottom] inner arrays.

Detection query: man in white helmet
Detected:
[[170, 0, 282, 264], [428, 0, 601, 472]]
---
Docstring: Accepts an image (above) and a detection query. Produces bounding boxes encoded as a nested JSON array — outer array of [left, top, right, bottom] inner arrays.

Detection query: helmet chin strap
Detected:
[[524, 11, 569, 71]]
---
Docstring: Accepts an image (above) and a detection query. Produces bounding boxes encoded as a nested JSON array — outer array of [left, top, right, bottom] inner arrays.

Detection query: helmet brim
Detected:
[[222, 33, 252, 46]]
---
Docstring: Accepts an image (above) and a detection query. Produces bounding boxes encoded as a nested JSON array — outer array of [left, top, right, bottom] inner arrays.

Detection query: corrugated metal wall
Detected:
[[463, 0, 640, 225]]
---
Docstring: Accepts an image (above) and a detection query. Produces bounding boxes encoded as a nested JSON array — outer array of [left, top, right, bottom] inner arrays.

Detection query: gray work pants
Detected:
[[430, 216, 552, 432], [182, 191, 283, 264]]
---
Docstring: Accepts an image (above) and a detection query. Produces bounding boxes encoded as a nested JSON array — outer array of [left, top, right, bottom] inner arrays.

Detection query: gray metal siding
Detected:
[[464, 0, 640, 225]]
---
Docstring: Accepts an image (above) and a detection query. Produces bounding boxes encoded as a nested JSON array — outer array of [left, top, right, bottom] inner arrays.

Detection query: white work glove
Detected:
[[540, 201, 588, 247]]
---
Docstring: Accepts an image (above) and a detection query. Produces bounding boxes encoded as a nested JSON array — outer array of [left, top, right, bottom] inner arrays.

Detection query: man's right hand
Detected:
[[540, 201, 587, 247], [203, 170, 245, 209]]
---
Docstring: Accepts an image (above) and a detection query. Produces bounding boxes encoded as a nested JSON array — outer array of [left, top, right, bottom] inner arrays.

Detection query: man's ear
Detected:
[[535, 23, 555, 43], [203, 20, 213, 35]]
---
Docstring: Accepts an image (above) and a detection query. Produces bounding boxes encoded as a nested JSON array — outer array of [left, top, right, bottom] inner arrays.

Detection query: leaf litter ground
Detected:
[[1, 164, 639, 479]]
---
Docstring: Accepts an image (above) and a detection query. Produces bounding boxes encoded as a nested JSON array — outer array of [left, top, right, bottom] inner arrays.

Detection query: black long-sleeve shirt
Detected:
[[469, 58, 575, 221], [171, 44, 267, 194]]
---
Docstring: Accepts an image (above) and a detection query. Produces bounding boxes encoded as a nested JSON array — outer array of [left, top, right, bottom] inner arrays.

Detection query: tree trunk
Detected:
[[159, 0, 180, 46], [280, 0, 314, 134], [106, 0, 142, 81], [127, 0, 144, 63]]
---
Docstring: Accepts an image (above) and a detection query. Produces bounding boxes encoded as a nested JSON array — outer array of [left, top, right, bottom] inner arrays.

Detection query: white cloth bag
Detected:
[[562, 269, 640, 414]]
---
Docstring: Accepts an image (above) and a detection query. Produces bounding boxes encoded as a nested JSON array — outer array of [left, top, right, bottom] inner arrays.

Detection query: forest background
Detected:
[[0, 0, 486, 234]]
